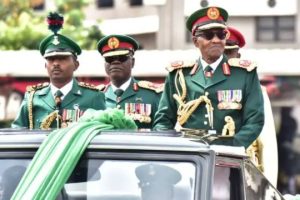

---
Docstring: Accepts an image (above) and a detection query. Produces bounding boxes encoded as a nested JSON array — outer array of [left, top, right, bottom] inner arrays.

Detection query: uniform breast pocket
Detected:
[[217, 89, 243, 110]]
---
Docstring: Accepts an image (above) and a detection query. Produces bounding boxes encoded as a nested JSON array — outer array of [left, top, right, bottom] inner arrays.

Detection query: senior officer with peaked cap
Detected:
[[12, 12, 106, 130], [224, 26, 279, 185], [153, 6, 264, 148], [97, 34, 163, 130]]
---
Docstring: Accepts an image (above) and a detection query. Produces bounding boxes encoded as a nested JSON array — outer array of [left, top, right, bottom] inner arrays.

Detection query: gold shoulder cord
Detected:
[[247, 139, 264, 172], [174, 69, 187, 101], [173, 70, 214, 128], [40, 111, 60, 130], [28, 90, 36, 130]]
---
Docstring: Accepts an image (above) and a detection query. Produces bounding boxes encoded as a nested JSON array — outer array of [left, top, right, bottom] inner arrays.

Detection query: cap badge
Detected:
[[207, 7, 220, 20], [52, 35, 60, 45], [108, 37, 120, 49]]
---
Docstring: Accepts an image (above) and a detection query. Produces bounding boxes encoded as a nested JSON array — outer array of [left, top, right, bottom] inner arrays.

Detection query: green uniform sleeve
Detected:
[[11, 92, 29, 129], [153, 75, 178, 130]]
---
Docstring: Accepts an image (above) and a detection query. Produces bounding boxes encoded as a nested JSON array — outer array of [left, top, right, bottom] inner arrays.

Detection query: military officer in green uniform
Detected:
[[12, 12, 106, 130], [97, 34, 163, 129], [153, 7, 264, 148]]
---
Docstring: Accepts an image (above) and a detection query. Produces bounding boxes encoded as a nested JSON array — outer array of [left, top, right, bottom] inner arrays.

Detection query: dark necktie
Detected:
[[114, 89, 124, 97], [204, 66, 213, 78], [54, 90, 63, 108]]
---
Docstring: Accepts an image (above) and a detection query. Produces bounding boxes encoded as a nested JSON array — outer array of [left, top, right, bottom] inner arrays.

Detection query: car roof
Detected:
[[0, 129, 247, 158]]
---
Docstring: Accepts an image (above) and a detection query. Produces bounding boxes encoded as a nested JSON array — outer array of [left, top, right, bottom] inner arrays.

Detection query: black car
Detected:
[[0, 130, 284, 200]]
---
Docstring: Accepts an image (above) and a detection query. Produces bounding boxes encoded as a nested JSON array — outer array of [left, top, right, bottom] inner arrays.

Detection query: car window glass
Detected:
[[212, 166, 242, 200], [244, 161, 284, 200], [0, 159, 31, 200], [63, 159, 196, 200]]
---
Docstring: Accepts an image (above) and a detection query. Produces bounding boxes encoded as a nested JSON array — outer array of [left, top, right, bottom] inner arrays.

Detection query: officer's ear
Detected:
[[131, 57, 135, 69], [72, 56, 79, 71], [192, 36, 199, 47]]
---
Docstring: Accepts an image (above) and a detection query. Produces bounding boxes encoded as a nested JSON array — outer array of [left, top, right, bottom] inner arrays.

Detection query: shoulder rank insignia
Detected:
[[26, 82, 49, 92], [228, 58, 257, 72], [78, 82, 100, 91], [166, 60, 196, 72], [138, 80, 164, 93], [96, 84, 107, 91]]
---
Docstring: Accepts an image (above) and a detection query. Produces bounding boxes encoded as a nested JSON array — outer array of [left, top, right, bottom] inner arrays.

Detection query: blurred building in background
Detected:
[[28, 0, 299, 49]]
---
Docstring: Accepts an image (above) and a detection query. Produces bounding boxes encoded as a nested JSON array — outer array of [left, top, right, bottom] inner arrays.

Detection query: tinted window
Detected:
[[244, 161, 284, 200], [212, 166, 243, 200], [0, 159, 31, 200], [63, 159, 196, 200], [256, 16, 295, 42], [130, 0, 143, 6], [96, 0, 114, 8]]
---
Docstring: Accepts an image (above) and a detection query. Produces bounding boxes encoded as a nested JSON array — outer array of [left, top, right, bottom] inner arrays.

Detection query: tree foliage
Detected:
[[0, 0, 103, 50]]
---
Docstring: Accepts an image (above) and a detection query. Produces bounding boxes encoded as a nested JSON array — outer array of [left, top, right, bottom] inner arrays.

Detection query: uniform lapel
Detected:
[[121, 79, 137, 101], [105, 86, 117, 103], [61, 80, 82, 108], [38, 86, 56, 109], [191, 61, 206, 88]]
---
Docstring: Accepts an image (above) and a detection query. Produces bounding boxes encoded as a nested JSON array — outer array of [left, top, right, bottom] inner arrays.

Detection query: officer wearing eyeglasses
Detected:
[[97, 34, 163, 130], [154, 6, 264, 149]]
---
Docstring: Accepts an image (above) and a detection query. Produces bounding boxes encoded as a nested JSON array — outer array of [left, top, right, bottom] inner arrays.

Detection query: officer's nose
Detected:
[[52, 58, 61, 66]]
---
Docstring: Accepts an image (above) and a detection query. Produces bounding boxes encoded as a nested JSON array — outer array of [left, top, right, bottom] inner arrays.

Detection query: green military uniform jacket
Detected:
[[153, 56, 264, 148], [103, 78, 162, 129], [12, 79, 106, 129]]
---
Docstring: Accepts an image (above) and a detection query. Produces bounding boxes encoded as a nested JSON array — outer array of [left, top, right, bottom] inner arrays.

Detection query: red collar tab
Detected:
[[133, 82, 139, 91], [222, 63, 231, 76]]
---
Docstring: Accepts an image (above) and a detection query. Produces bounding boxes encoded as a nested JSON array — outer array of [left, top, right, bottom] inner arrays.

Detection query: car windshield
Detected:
[[65, 159, 196, 200], [0, 159, 196, 200]]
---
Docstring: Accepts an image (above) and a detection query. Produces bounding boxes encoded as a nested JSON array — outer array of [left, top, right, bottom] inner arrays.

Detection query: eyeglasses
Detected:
[[104, 55, 131, 63], [195, 30, 227, 40]]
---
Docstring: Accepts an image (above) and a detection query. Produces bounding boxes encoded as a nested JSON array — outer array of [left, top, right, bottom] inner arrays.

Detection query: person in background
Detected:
[[153, 6, 264, 149], [12, 12, 106, 130], [135, 164, 181, 200], [278, 107, 297, 194], [0, 76, 23, 128], [97, 34, 163, 130], [224, 26, 245, 59], [225, 26, 278, 187]]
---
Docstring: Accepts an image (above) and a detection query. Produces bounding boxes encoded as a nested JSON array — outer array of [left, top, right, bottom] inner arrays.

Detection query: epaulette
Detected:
[[26, 82, 49, 92], [96, 84, 107, 91], [166, 60, 196, 72], [78, 82, 100, 91], [138, 81, 164, 93], [228, 58, 257, 72]]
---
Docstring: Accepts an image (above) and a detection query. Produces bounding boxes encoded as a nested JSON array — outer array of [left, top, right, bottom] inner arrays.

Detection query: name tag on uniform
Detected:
[[217, 90, 242, 110]]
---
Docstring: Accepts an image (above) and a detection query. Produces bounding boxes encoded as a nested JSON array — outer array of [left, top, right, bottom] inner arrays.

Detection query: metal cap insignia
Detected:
[[108, 37, 120, 49], [207, 7, 220, 20], [52, 36, 60, 45]]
